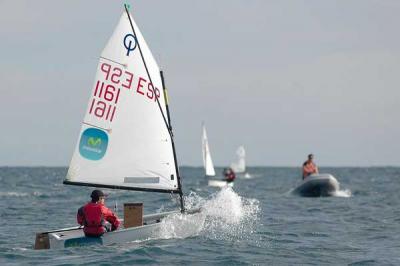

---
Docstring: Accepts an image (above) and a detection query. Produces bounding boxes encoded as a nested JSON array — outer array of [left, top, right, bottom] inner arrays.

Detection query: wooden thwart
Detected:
[[34, 233, 50, 250], [124, 203, 143, 228]]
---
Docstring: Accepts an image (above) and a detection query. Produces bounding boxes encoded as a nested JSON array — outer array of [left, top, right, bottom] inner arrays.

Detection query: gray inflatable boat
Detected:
[[291, 174, 340, 197]]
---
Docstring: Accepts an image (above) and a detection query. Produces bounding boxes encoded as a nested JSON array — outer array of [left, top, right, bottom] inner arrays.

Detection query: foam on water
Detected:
[[158, 187, 260, 240], [332, 189, 352, 198], [0, 192, 29, 197]]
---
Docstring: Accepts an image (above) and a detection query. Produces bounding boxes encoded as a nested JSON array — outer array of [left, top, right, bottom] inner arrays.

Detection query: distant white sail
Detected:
[[231, 146, 246, 173], [202, 123, 216, 176], [65, 11, 179, 192]]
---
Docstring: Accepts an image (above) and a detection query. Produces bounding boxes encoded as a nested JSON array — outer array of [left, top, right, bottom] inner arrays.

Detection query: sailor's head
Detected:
[[91, 189, 106, 203], [308, 154, 314, 160]]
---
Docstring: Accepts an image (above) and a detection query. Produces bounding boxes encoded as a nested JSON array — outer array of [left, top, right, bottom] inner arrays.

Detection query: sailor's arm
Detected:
[[77, 206, 85, 225], [314, 163, 319, 174], [102, 206, 121, 230]]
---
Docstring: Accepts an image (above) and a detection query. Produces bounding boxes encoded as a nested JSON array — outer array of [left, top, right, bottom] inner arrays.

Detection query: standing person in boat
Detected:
[[302, 154, 319, 179], [223, 167, 236, 183], [77, 189, 121, 237]]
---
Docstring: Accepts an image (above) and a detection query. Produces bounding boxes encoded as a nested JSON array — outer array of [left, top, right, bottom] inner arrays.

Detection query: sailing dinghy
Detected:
[[230, 146, 246, 173], [34, 4, 198, 250], [202, 123, 216, 177], [201, 124, 233, 187], [230, 146, 251, 178], [291, 174, 340, 197]]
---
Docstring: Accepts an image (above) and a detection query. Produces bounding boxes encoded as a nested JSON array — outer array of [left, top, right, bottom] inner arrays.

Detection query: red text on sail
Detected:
[[88, 62, 161, 122]]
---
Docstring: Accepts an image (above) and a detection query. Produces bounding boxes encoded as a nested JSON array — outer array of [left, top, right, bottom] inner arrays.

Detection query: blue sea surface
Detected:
[[0, 167, 399, 265]]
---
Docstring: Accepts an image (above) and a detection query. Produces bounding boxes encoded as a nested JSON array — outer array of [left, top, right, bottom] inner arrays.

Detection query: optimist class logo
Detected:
[[124, 34, 137, 56]]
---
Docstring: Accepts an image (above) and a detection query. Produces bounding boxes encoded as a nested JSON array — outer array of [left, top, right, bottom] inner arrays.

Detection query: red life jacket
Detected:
[[303, 161, 317, 179], [78, 202, 106, 236], [226, 172, 236, 182]]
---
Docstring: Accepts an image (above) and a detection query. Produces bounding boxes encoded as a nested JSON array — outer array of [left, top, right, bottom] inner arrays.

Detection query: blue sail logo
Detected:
[[79, 128, 108, 160]]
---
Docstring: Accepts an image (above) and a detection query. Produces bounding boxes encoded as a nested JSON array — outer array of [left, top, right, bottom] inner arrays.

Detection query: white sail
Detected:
[[231, 146, 246, 173], [65, 10, 179, 192], [202, 123, 215, 176]]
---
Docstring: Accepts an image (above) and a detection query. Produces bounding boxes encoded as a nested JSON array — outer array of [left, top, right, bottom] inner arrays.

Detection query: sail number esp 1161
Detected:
[[88, 62, 161, 122]]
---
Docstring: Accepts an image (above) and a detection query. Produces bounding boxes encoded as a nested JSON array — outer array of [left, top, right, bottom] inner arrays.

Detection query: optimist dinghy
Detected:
[[34, 4, 199, 250], [230, 146, 246, 173], [202, 122, 216, 177], [230, 146, 251, 178], [291, 174, 340, 197]]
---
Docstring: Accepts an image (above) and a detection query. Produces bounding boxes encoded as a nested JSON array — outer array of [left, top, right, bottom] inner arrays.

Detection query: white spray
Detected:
[[158, 187, 260, 240]]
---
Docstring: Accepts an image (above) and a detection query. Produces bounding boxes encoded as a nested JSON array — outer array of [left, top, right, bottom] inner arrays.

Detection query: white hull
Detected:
[[208, 180, 234, 188], [40, 209, 199, 249], [291, 174, 340, 197]]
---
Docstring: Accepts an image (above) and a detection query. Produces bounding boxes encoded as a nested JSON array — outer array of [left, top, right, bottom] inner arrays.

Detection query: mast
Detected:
[[124, 4, 185, 212], [160, 71, 185, 212]]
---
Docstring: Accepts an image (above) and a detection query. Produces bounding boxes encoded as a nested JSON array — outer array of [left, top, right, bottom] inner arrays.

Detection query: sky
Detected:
[[0, 0, 399, 167]]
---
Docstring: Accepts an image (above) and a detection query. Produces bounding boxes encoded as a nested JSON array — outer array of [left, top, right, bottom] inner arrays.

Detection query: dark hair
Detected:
[[90, 189, 105, 202]]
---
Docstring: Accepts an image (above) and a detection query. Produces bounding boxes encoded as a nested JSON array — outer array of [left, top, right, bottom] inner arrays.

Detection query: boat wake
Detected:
[[158, 187, 260, 240], [331, 189, 352, 198], [237, 172, 253, 179]]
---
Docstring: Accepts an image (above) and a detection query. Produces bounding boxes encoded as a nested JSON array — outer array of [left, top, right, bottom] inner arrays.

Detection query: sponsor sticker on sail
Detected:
[[79, 128, 108, 160]]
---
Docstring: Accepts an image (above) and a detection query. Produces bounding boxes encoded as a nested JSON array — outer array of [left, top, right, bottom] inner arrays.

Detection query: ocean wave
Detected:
[[0, 191, 47, 198], [0, 192, 29, 197]]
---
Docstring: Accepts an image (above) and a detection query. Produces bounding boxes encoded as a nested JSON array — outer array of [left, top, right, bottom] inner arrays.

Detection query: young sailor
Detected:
[[77, 190, 121, 237], [223, 167, 236, 183], [302, 154, 319, 179]]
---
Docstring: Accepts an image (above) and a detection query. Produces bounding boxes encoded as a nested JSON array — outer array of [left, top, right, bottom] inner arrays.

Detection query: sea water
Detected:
[[0, 167, 399, 265]]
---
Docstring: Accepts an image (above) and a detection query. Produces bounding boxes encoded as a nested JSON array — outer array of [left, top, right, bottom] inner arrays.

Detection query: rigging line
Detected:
[[123, 4, 172, 139], [161, 71, 185, 212]]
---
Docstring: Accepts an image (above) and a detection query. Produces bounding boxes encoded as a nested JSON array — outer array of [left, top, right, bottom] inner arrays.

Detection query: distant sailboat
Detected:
[[231, 146, 251, 178], [34, 4, 198, 250], [231, 146, 246, 173], [202, 123, 216, 176]]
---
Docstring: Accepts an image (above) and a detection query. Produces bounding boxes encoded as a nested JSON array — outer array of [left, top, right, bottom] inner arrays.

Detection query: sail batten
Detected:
[[65, 9, 178, 191]]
